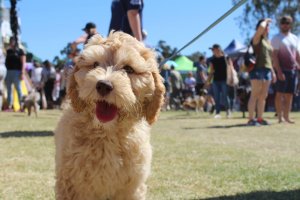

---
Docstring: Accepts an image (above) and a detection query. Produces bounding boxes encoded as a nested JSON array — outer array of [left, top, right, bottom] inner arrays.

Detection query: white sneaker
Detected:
[[226, 111, 232, 118], [214, 114, 222, 119]]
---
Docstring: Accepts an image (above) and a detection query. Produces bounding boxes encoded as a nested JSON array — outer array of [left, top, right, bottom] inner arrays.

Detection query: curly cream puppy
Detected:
[[54, 32, 165, 200]]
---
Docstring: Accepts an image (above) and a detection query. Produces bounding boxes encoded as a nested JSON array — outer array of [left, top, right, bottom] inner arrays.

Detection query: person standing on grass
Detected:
[[4, 37, 26, 111], [194, 55, 208, 95], [41, 60, 56, 109], [271, 15, 300, 124], [184, 71, 196, 97], [169, 65, 183, 110], [247, 18, 276, 126], [206, 44, 232, 119]]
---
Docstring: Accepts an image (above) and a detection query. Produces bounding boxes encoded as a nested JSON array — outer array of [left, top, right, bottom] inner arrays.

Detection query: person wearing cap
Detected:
[[109, 0, 144, 41], [247, 18, 276, 126], [271, 15, 300, 124], [71, 22, 98, 53], [206, 44, 232, 119]]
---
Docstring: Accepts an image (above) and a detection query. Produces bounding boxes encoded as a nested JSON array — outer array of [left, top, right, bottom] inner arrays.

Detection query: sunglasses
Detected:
[[281, 22, 291, 25]]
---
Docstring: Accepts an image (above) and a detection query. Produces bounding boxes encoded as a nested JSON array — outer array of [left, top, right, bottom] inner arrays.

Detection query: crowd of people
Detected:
[[0, 46, 68, 111], [0, 11, 299, 127], [159, 15, 300, 126], [0, 0, 145, 112]]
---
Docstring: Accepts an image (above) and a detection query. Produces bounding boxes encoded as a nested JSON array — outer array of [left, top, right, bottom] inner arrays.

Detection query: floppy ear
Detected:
[[145, 71, 165, 125], [67, 65, 87, 112]]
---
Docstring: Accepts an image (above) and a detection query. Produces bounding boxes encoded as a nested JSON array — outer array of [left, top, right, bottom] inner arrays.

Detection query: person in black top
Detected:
[[109, 0, 144, 41], [206, 44, 232, 118], [5, 36, 26, 110]]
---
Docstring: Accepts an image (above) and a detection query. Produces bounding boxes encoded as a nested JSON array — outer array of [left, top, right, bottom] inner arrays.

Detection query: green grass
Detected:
[[0, 110, 300, 200]]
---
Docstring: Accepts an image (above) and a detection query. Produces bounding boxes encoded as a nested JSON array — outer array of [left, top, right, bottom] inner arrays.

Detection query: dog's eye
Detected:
[[123, 65, 135, 74], [93, 62, 100, 68]]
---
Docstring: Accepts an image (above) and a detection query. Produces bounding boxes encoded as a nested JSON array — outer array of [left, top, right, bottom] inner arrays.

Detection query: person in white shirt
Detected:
[[271, 16, 300, 124], [31, 61, 43, 90], [184, 71, 196, 97]]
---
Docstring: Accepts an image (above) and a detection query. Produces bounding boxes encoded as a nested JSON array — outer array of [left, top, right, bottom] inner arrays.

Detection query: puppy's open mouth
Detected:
[[95, 101, 118, 123]]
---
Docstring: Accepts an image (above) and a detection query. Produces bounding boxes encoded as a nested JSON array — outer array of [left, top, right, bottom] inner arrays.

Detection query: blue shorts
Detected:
[[249, 67, 272, 81], [276, 70, 298, 94]]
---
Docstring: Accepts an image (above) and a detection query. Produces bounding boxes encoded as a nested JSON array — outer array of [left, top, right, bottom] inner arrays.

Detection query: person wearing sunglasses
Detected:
[[271, 16, 300, 124]]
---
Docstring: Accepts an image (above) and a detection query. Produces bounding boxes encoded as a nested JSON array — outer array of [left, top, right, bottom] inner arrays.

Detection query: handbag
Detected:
[[226, 57, 239, 86], [243, 42, 257, 72], [244, 38, 262, 72]]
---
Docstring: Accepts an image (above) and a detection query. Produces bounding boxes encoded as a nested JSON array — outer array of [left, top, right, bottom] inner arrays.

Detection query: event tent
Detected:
[[224, 39, 251, 57], [165, 60, 178, 67], [174, 56, 196, 73]]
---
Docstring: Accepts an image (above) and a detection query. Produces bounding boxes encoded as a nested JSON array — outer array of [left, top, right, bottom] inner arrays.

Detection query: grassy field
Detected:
[[0, 110, 299, 200]]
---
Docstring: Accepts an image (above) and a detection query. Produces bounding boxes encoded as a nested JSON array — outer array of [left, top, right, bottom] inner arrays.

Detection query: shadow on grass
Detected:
[[207, 123, 249, 129], [0, 131, 53, 138], [192, 189, 300, 200], [160, 114, 211, 121]]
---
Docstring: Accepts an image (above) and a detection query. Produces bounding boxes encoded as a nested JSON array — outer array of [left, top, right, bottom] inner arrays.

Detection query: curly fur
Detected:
[[21, 89, 40, 117], [54, 32, 165, 200]]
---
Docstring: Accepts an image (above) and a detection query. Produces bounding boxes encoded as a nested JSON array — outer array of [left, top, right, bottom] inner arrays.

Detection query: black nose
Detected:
[[96, 80, 113, 96]]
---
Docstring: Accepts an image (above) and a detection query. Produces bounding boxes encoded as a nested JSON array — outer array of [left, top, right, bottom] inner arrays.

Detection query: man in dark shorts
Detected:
[[108, 0, 124, 33], [109, 0, 144, 41], [271, 16, 300, 123]]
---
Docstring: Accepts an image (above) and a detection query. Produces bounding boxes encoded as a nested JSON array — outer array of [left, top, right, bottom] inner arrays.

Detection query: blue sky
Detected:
[[13, 0, 255, 61]]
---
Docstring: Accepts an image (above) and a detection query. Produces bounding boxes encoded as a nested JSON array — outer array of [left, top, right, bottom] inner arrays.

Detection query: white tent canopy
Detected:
[[224, 39, 252, 57]]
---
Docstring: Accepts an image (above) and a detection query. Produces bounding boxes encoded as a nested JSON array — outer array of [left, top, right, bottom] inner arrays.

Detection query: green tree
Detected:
[[52, 56, 65, 69], [187, 51, 206, 63], [52, 43, 73, 69], [155, 40, 180, 60], [9, 0, 20, 45], [232, 0, 300, 38]]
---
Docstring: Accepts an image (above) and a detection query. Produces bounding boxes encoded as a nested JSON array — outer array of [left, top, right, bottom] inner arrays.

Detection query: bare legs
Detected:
[[248, 80, 271, 120], [275, 92, 294, 123]]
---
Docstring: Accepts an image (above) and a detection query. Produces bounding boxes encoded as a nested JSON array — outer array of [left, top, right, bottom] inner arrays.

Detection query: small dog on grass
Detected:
[[54, 32, 165, 200], [237, 73, 251, 118], [21, 89, 40, 117], [182, 95, 206, 112], [182, 89, 207, 113]]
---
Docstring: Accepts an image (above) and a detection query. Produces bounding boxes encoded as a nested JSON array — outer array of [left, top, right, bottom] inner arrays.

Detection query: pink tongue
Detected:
[[95, 101, 118, 123]]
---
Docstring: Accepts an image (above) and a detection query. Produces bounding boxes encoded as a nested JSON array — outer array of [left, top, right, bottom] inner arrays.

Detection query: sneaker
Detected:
[[226, 110, 232, 118], [257, 118, 270, 125], [214, 114, 222, 119], [247, 119, 260, 126]]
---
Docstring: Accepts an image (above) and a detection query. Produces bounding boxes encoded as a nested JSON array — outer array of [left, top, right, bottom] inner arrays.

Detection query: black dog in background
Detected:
[[236, 73, 251, 118]]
